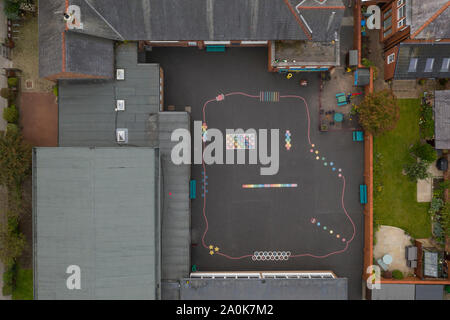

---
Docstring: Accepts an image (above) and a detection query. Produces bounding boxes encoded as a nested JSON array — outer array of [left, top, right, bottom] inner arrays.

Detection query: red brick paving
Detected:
[[19, 92, 58, 147]]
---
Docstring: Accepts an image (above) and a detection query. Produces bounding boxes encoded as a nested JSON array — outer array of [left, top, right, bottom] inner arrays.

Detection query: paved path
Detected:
[[374, 225, 414, 275]]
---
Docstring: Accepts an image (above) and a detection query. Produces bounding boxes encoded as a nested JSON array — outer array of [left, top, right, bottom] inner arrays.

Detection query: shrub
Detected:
[[403, 159, 429, 182], [7, 77, 18, 87], [3, 105, 19, 123], [440, 202, 450, 237], [418, 79, 425, 85], [0, 87, 15, 100], [6, 123, 19, 135], [52, 85, 58, 97], [0, 130, 32, 188], [429, 197, 444, 215], [419, 104, 434, 139], [2, 263, 15, 296], [392, 270, 404, 280], [438, 78, 448, 86], [357, 90, 399, 136], [3, 0, 21, 20], [411, 142, 437, 164]]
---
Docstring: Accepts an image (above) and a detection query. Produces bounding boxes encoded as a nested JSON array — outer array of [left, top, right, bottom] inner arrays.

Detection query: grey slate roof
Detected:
[[371, 284, 416, 300], [33, 147, 160, 300], [64, 32, 114, 78], [435, 90, 450, 150], [410, 0, 450, 39], [415, 284, 444, 300], [180, 278, 348, 300], [59, 43, 161, 146], [38, 1, 114, 79], [62, 0, 344, 41], [394, 43, 450, 80]]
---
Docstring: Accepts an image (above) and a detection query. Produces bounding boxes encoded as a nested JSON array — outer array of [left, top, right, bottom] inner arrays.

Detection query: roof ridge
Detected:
[[283, 0, 313, 40], [83, 0, 125, 41], [411, 1, 450, 39]]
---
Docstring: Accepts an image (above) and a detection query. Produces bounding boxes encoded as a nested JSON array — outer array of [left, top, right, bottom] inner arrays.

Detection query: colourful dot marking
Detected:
[[315, 151, 319, 154], [337, 234, 340, 238], [330, 162, 334, 166], [323, 226, 327, 230], [312, 144, 315, 147], [342, 238, 346, 242], [310, 149, 314, 153], [332, 168, 336, 171], [338, 174, 342, 178], [317, 222, 320, 226], [324, 162, 328, 166], [330, 230, 333, 234], [311, 218, 316, 223]]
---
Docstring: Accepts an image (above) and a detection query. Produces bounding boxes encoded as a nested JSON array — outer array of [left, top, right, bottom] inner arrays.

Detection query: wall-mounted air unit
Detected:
[[116, 128, 128, 144], [116, 69, 125, 80], [115, 100, 125, 111]]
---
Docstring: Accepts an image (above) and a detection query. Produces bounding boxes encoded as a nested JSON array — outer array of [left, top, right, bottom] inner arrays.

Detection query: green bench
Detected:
[[353, 131, 364, 142], [360, 184, 367, 204], [206, 45, 226, 52], [190, 180, 196, 199]]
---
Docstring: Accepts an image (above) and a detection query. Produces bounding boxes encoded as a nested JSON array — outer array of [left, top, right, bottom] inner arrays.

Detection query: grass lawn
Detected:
[[12, 267, 33, 300], [373, 99, 431, 239]]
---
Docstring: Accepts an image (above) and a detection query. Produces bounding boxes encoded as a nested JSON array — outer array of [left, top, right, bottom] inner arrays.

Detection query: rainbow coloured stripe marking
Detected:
[[242, 183, 298, 189]]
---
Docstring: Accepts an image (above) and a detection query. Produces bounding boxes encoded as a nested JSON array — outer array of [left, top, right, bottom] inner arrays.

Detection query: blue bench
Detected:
[[353, 131, 364, 142], [360, 184, 367, 204], [206, 45, 226, 52], [190, 180, 196, 199]]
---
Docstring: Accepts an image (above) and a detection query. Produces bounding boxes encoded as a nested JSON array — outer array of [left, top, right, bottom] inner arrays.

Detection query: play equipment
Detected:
[[190, 180, 196, 199], [336, 93, 348, 106], [359, 184, 367, 204], [286, 73, 293, 79], [285, 130, 292, 150], [352, 131, 364, 142], [299, 79, 308, 86], [206, 45, 225, 52]]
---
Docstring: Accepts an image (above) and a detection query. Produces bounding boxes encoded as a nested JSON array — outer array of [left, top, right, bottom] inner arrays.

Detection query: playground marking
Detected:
[[242, 184, 298, 189], [200, 91, 356, 261], [226, 133, 256, 150]]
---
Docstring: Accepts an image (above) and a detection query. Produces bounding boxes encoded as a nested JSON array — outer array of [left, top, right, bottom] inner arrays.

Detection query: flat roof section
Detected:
[[180, 278, 348, 300], [33, 147, 160, 300], [434, 90, 450, 150], [58, 43, 161, 147]]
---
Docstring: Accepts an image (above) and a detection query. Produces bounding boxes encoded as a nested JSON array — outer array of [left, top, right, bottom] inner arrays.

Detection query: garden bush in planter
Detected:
[[0, 87, 15, 101], [3, 105, 19, 123], [7, 77, 18, 88], [392, 270, 404, 280], [6, 123, 19, 135]]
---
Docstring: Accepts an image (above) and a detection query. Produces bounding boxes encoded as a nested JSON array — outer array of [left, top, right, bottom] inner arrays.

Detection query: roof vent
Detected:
[[116, 128, 128, 144], [116, 69, 125, 80], [115, 100, 125, 111]]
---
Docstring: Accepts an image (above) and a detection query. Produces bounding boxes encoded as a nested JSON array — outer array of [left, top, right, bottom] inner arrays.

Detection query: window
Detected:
[[441, 58, 450, 72], [424, 58, 434, 72], [387, 53, 395, 64], [384, 8, 392, 17], [383, 16, 392, 29], [397, 18, 406, 28], [397, 5, 406, 19], [383, 28, 392, 38], [408, 58, 418, 72], [397, 0, 405, 6]]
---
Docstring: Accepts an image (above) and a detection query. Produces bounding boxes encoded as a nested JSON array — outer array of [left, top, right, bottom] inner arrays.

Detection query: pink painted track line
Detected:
[[200, 92, 356, 260]]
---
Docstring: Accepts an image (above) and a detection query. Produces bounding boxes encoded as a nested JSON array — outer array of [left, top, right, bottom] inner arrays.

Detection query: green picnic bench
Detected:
[[190, 180, 196, 199], [206, 45, 226, 52], [360, 184, 367, 204], [353, 131, 364, 142]]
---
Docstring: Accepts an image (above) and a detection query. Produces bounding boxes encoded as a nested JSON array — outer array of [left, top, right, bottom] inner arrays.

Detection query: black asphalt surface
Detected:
[[146, 47, 364, 300]]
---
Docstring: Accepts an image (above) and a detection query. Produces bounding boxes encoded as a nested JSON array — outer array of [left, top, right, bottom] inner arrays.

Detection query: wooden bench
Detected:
[[360, 184, 367, 204], [206, 45, 226, 52], [190, 180, 196, 199]]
